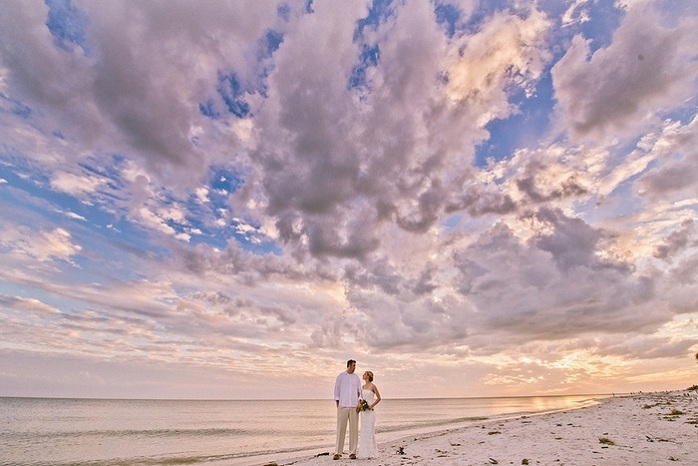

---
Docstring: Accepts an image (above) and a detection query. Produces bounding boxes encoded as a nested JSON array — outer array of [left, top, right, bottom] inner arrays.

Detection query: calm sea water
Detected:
[[0, 395, 607, 466]]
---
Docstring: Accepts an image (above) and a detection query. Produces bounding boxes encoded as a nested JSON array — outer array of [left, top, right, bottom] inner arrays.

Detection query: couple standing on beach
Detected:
[[333, 359, 382, 460]]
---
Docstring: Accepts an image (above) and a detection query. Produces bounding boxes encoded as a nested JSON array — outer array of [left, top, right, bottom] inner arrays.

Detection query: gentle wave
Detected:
[[2, 427, 247, 440]]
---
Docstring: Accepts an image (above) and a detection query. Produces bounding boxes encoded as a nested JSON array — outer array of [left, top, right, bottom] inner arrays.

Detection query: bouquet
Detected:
[[359, 400, 371, 411]]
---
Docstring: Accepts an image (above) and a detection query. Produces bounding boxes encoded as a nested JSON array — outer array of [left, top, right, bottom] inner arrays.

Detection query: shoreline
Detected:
[[270, 391, 697, 466]]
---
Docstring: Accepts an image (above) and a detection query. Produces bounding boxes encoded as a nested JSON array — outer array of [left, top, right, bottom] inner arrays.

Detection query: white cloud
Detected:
[[51, 171, 105, 196], [447, 9, 551, 108], [66, 211, 87, 221], [194, 187, 209, 204], [0, 295, 61, 315], [137, 206, 176, 236], [561, 0, 592, 26], [0, 226, 82, 263]]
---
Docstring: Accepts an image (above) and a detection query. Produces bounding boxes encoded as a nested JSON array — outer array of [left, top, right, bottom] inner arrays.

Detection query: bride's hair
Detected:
[[365, 371, 374, 382]]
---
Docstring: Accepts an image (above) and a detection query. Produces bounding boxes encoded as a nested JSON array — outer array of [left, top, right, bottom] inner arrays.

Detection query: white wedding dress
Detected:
[[359, 388, 378, 458]]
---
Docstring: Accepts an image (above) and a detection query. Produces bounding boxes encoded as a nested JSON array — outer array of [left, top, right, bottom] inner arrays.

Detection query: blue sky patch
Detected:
[[11, 101, 32, 119], [475, 72, 555, 166], [434, 3, 461, 37], [217, 73, 251, 118], [263, 30, 284, 56], [576, 0, 623, 53], [355, 0, 395, 40], [204, 29, 284, 120], [45, 0, 88, 52], [349, 44, 380, 92], [277, 3, 291, 21]]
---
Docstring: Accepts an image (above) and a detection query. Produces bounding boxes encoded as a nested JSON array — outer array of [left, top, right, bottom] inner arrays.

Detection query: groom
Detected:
[[333, 359, 362, 460]]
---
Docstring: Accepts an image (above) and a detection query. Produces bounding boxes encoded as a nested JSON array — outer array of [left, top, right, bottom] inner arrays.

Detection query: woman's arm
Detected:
[[371, 384, 381, 409]]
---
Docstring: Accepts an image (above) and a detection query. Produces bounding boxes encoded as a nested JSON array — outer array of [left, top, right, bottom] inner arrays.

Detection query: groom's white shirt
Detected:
[[334, 371, 361, 407]]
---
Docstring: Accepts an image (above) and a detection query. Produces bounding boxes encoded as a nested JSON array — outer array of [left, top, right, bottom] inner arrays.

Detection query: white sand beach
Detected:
[[280, 391, 698, 466]]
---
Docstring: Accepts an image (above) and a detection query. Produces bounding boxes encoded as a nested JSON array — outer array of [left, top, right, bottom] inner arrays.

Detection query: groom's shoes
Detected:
[[333, 454, 341, 460], [349, 454, 357, 459]]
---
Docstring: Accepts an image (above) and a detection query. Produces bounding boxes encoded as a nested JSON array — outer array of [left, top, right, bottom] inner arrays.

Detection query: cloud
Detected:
[[552, 2, 698, 140], [450, 211, 664, 343], [601, 334, 698, 360], [654, 218, 697, 261], [636, 115, 698, 202], [446, 8, 551, 110], [51, 170, 106, 196], [234, 3, 555, 260], [513, 157, 589, 204], [0, 295, 62, 315], [0, 226, 82, 263], [561, 0, 593, 26], [65, 211, 87, 221]]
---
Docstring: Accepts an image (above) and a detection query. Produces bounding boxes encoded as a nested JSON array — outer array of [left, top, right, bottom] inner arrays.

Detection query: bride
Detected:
[[358, 370, 382, 459]]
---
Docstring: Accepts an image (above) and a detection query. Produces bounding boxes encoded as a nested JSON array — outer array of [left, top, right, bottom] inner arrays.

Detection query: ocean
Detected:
[[0, 394, 607, 466]]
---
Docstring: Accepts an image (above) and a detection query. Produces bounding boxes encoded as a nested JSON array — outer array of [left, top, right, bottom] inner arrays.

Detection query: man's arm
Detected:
[[334, 373, 342, 405]]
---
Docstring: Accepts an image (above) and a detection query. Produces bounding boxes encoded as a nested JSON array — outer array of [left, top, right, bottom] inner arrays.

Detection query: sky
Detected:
[[0, 0, 697, 400]]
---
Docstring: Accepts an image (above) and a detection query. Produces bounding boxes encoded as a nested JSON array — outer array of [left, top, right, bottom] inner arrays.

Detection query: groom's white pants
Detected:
[[336, 406, 358, 455]]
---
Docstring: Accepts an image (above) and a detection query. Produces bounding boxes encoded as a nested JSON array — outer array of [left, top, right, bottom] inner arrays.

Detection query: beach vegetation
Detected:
[[669, 408, 685, 416], [686, 384, 698, 391], [646, 435, 672, 443], [598, 437, 615, 445]]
